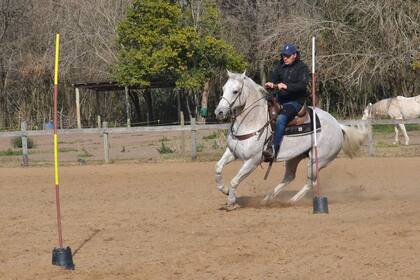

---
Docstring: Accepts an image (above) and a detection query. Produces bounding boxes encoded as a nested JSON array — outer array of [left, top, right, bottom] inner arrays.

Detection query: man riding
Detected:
[[263, 43, 310, 161]]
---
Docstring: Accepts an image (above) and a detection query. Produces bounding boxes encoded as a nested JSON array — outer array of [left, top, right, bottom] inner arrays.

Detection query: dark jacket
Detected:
[[269, 57, 309, 105]]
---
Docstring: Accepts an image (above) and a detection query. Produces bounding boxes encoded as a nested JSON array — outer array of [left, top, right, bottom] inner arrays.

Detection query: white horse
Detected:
[[362, 95, 420, 145], [215, 71, 367, 210]]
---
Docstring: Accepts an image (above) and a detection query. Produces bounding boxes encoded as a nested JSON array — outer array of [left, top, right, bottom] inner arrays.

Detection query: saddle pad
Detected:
[[284, 107, 321, 136]]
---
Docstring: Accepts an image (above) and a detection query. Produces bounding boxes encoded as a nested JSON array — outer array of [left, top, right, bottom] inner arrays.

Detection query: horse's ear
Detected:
[[226, 70, 233, 78], [368, 102, 372, 107], [241, 70, 247, 79]]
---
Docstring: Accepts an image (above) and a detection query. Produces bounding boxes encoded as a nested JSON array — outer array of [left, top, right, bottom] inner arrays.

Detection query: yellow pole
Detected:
[[53, 33, 63, 248]]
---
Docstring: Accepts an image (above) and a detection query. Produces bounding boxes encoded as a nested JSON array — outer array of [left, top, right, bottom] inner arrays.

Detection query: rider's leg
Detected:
[[263, 113, 288, 159], [263, 102, 302, 160]]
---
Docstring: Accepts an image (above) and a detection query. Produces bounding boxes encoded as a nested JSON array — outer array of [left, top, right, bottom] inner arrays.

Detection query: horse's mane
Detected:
[[229, 72, 267, 97]]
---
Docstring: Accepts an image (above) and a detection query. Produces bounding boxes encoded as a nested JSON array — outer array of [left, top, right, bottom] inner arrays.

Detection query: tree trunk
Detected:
[[143, 89, 154, 121], [199, 81, 210, 124], [130, 91, 141, 124]]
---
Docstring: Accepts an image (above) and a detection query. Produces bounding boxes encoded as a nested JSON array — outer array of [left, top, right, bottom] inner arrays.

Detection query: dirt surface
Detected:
[[1, 157, 420, 279]]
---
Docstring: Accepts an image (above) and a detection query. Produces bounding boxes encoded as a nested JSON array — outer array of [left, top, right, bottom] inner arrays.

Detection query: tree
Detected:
[[114, 0, 247, 119]]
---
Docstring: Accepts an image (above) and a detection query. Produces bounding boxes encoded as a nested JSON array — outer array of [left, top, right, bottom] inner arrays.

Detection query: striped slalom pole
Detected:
[[51, 33, 75, 270], [311, 36, 328, 214], [53, 33, 64, 249]]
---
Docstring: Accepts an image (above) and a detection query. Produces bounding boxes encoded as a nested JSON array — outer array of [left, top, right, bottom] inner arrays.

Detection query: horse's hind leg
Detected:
[[399, 123, 409, 145], [215, 148, 236, 195], [262, 152, 307, 203], [290, 150, 334, 203]]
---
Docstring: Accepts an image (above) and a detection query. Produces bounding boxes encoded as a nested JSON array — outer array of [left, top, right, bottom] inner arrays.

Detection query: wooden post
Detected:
[[125, 86, 131, 128], [191, 117, 197, 160], [75, 87, 81, 129], [97, 115, 101, 128], [176, 89, 181, 124], [180, 111, 185, 155], [367, 119, 374, 157], [146, 113, 150, 126], [21, 121, 29, 167], [59, 108, 63, 129], [103, 121, 109, 163]]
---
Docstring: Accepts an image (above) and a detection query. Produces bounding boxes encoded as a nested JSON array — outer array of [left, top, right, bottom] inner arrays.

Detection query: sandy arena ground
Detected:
[[1, 156, 420, 279]]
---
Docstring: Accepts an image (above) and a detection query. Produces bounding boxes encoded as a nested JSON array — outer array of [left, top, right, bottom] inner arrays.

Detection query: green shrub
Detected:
[[196, 143, 204, 152], [11, 136, 35, 149], [157, 140, 175, 154]]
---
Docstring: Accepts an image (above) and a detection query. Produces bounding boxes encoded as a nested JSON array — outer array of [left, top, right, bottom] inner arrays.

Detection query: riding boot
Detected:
[[263, 142, 280, 162]]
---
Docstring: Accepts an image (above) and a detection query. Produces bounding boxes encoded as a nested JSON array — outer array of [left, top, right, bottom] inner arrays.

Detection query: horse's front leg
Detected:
[[215, 148, 236, 195], [399, 123, 409, 145], [226, 156, 260, 210], [393, 124, 400, 145]]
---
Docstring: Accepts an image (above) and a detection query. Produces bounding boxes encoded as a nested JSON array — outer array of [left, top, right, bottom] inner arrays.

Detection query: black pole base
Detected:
[[52, 247, 75, 270], [313, 196, 329, 214]]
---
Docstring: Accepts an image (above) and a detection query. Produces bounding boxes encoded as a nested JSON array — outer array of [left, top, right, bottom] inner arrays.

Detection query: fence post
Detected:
[[125, 86, 131, 128], [75, 87, 82, 129], [191, 117, 197, 160], [97, 115, 101, 128], [367, 119, 373, 157], [180, 111, 185, 155], [103, 121, 109, 163], [21, 121, 29, 166]]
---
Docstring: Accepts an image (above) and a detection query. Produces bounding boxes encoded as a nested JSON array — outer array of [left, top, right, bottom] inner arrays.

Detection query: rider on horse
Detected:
[[263, 43, 310, 161]]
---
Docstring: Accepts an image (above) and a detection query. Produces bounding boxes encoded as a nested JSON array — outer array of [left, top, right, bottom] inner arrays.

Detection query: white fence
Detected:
[[1, 118, 420, 165]]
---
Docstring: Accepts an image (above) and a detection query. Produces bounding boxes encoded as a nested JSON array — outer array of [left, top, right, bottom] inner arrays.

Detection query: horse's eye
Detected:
[[233, 90, 239, 95]]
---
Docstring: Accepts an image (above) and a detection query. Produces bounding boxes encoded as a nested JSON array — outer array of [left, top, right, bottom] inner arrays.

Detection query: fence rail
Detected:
[[1, 118, 420, 165]]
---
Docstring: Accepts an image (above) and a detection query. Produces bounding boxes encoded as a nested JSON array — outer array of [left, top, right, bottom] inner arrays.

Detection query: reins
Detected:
[[225, 78, 271, 141]]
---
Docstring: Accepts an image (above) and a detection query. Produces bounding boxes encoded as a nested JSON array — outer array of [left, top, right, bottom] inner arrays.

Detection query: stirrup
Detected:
[[263, 145, 274, 162]]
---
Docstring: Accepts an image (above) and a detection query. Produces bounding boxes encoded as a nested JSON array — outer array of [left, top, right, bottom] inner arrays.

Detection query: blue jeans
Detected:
[[273, 101, 302, 147]]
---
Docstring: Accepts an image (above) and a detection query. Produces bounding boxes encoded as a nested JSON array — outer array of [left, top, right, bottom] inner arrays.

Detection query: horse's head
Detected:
[[215, 70, 248, 120], [362, 103, 372, 120]]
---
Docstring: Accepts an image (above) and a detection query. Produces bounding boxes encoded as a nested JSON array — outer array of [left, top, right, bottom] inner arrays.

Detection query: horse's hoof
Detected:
[[217, 186, 229, 196], [222, 202, 240, 211], [261, 194, 272, 205]]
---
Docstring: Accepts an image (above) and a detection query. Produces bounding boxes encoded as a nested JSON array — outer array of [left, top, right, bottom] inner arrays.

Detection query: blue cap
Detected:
[[281, 43, 297, 56]]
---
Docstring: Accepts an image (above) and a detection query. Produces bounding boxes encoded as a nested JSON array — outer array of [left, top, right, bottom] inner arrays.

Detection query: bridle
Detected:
[[221, 78, 270, 141], [220, 78, 246, 117]]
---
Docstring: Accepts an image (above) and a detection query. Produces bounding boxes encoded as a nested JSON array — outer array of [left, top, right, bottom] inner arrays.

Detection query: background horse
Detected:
[[215, 71, 367, 210], [362, 95, 420, 145]]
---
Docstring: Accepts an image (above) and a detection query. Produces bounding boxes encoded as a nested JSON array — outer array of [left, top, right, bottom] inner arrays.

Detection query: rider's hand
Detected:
[[264, 82, 274, 89], [277, 83, 287, 90]]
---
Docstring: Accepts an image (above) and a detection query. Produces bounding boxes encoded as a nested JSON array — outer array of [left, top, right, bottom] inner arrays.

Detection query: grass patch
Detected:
[[373, 124, 420, 133], [0, 148, 21, 156], [196, 143, 204, 152], [203, 130, 227, 140], [406, 124, 420, 131], [11, 136, 35, 149], [203, 131, 218, 140], [157, 140, 175, 154]]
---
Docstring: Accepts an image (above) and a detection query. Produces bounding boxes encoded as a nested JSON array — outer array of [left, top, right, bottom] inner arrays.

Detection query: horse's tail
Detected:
[[339, 123, 368, 158]]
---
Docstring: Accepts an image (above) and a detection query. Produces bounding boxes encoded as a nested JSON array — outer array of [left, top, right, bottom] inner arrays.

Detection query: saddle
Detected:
[[267, 97, 320, 136]]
